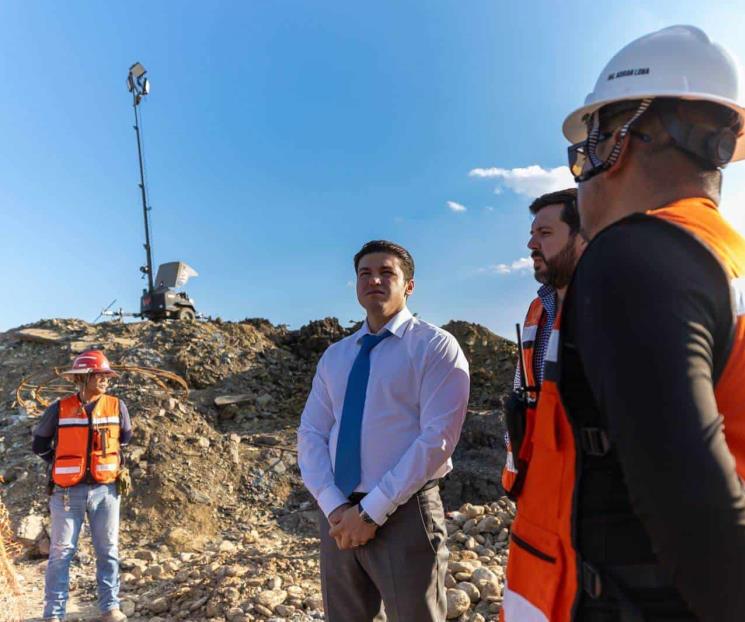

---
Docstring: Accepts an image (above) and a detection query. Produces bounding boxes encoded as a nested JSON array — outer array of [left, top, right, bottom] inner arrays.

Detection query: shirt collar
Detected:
[[537, 284, 556, 307], [358, 306, 414, 341]]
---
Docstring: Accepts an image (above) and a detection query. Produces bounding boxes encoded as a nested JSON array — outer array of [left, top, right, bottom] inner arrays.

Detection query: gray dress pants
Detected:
[[319, 486, 449, 622]]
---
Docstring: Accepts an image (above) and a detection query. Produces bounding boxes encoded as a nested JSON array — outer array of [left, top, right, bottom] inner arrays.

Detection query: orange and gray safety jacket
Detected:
[[50, 394, 123, 487], [502, 296, 545, 498], [501, 198, 745, 622]]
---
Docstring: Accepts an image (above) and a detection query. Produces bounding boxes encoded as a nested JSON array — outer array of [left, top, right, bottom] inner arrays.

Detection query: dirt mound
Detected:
[[441, 321, 516, 409], [1, 315, 516, 621]]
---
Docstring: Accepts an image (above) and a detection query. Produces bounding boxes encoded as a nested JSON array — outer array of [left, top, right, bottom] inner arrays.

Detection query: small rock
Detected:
[[457, 581, 480, 603], [135, 550, 157, 562], [471, 566, 498, 587], [120, 600, 136, 616], [149, 596, 169, 613], [304, 594, 324, 610], [479, 579, 502, 602], [219, 539, 237, 553], [145, 564, 163, 578], [256, 588, 287, 610], [446, 589, 471, 619], [16, 514, 45, 544]]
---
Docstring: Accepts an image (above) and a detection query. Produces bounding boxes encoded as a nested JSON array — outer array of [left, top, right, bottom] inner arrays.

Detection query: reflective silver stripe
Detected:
[[505, 450, 516, 473], [54, 466, 81, 475], [59, 418, 89, 426], [502, 582, 549, 622], [95, 463, 118, 472], [545, 329, 559, 363], [92, 417, 119, 425], [522, 324, 538, 342], [733, 277, 745, 317]]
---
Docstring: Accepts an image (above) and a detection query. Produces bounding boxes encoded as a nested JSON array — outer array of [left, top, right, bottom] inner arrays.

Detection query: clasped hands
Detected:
[[328, 503, 378, 550]]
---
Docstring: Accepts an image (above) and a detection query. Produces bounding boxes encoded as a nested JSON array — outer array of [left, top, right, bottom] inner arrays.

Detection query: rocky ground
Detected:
[[0, 316, 516, 621]]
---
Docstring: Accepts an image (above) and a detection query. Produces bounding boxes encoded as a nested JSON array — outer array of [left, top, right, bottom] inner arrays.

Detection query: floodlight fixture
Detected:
[[127, 62, 149, 104]]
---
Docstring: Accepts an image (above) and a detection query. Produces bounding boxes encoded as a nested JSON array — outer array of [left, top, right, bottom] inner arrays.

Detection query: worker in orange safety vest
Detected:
[[32, 350, 132, 622], [502, 25, 745, 622], [502, 188, 585, 499]]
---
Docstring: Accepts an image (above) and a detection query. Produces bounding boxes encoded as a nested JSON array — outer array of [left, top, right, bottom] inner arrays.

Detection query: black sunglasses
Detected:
[[568, 129, 652, 179]]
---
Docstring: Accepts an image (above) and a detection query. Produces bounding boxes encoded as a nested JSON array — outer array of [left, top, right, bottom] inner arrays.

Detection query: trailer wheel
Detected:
[[177, 308, 196, 321]]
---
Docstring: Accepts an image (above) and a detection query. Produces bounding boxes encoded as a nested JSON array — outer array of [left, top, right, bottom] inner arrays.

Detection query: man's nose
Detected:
[[527, 235, 539, 251]]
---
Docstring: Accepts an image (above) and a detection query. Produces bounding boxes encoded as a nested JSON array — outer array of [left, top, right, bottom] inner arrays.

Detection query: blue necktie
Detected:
[[334, 331, 392, 497]]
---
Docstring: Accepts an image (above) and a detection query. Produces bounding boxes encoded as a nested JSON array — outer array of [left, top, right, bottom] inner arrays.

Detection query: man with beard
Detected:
[[501, 188, 585, 498], [501, 26, 745, 621]]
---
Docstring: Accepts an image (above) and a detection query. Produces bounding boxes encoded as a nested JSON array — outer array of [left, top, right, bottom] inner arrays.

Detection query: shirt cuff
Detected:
[[360, 486, 397, 526], [317, 485, 350, 518]]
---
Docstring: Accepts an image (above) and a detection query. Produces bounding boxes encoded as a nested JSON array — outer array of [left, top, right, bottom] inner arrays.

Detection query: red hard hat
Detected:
[[62, 350, 117, 376]]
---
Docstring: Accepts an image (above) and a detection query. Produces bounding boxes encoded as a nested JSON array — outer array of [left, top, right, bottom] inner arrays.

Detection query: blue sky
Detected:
[[2, 2, 745, 338]]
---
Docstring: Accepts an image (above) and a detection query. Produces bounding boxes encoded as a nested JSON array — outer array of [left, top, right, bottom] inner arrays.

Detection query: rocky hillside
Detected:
[[0, 316, 516, 622]]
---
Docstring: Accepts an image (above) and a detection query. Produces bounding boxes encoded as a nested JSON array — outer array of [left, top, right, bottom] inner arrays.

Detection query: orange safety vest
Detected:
[[502, 297, 544, 497], [52, 394, 122, 488], [501, 197, 745, 622]]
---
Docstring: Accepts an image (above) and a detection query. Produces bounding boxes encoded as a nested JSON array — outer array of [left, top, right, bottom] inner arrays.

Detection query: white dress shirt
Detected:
[[297, 306, 470, 525]]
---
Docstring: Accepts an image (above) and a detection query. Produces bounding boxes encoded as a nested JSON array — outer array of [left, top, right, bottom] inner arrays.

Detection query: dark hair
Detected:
[[528, 188, 579, 235], [354, 240, 415, 281]]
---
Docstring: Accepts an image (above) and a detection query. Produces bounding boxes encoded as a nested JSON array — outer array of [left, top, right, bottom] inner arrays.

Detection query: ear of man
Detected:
[[615, 104, 725, 201]]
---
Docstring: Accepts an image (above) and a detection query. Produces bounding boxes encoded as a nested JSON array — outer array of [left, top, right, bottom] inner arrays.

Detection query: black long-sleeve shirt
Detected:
[[561, 213, 745, 621]]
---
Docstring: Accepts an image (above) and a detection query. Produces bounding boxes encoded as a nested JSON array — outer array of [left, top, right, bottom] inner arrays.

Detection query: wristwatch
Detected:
[[357, 504, 378, 526]]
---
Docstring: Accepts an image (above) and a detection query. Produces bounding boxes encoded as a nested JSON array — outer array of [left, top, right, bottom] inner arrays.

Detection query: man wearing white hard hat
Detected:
[[501, 26, 745, 622], [32, 350, 132, 622]]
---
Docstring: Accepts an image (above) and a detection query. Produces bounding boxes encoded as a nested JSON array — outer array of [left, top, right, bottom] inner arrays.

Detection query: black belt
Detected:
[[348, 479, 438, 504]]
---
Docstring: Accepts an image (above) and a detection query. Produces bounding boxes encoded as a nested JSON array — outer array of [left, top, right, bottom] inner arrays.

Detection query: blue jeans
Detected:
[[43, 483, 121, 619]]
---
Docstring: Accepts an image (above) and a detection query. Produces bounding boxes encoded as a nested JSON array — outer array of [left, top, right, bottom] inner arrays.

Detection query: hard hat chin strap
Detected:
[[577, 99, 653, 183]]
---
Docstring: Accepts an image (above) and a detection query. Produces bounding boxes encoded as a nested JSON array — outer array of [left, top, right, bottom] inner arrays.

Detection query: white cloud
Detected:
[[469, 165, 575, 199], [483, 206, 495, 212], [447, 200, 467, 213], [477, 257, 532, 276]]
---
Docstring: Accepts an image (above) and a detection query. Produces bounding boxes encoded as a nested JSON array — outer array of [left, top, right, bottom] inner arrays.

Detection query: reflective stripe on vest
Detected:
[[52, 394, 122, 488], [58, 417, 90, 426], [543, 328, 560, 382], [54, 466, 82, 475], [502, 582, 550, 622], [522, 323, 539, 344]]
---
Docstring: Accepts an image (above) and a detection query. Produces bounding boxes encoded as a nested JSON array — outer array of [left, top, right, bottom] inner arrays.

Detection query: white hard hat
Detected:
[[563, 25, 745, 162]]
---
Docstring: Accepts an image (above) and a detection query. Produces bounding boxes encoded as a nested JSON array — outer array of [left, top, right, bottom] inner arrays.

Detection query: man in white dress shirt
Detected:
[[298, 239, 470, 621]]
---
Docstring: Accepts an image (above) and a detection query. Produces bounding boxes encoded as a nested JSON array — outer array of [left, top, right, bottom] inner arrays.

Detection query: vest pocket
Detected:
[[505, 514, 563, 620], [90, 453, 119, 483], [53, 455, 85, 486]]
